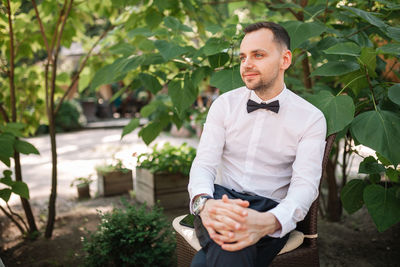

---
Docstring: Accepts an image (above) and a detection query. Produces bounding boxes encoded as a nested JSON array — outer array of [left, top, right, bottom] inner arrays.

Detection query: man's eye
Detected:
[[255, 53, 263, 58], [239, 57, 245, 61]]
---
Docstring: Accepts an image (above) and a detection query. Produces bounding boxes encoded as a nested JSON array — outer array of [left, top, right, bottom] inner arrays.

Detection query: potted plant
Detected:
[[135, 142, 196, 209], [70, 175, 93, 199], [96, 159, 133, 197]]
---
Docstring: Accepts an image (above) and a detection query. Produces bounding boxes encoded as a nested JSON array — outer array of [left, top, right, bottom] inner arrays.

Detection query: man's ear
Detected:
[[281, 49, 292, 71]]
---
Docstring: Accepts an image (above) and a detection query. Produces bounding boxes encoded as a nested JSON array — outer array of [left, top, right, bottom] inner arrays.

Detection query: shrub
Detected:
[[136, 142, 196, 176], [82, 199, 176, 267], [95, 159, 131, 175]]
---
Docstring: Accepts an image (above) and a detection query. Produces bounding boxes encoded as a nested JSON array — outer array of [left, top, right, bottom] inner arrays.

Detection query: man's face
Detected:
[[239, 28, 287, 93]]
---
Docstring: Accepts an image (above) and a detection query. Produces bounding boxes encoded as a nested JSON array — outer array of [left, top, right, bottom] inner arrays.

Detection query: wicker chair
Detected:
[[173, 134, 336, 267]]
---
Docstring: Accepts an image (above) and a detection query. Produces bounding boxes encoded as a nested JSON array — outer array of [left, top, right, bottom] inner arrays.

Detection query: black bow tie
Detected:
[[247, 99, 280, 113]]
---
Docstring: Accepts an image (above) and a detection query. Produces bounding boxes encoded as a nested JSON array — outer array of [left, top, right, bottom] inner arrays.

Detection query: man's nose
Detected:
[[241, 57, 254, 69]]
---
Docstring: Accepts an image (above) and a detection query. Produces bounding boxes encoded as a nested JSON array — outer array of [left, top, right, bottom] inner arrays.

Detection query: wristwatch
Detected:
[[192, 195, 213, 215]]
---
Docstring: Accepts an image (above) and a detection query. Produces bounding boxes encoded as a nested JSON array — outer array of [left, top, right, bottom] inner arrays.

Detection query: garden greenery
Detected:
[[136, 142, 196, 176], [83, 199, 175, 267], [95, 159, 131, 175]]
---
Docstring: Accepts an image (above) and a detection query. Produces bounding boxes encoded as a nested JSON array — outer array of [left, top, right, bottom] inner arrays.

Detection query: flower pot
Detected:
[[97, 170, 133, 197], [77, 184, 90, 199], [135, 168, 190, 210]]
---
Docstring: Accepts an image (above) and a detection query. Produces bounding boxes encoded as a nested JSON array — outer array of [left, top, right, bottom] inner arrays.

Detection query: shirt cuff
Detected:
[[268, 203, 298, 238]]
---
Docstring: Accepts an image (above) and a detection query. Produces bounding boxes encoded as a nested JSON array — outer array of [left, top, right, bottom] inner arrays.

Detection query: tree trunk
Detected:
[[325, 159, 342, 221], [302, 57, 313, 90], [45, 114, 57, 238], [14, 152, 38, 233]]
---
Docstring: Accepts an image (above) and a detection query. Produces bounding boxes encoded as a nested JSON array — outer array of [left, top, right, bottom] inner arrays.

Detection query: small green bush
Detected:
[[55, 100, 83, 132], [82, 199, 176, 267], [136, 142, 196, 176], [95, 159, 130, 175]]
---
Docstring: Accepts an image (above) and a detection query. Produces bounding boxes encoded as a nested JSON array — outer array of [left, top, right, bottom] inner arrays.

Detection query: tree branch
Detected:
[[6, 0, 16, 122], [0, 205, 26, 235], [7, 202, 28, 231], [31, 0, 52, 64], [55, 24, 115, 115], [0, 103, 10, 122]]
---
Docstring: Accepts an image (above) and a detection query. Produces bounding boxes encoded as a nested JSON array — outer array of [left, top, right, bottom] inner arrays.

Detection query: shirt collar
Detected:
[[248, 84, 288, 104]]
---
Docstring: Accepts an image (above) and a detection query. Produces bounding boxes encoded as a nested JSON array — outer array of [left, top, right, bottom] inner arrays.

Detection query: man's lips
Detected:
[[243, 73, 259, 78]]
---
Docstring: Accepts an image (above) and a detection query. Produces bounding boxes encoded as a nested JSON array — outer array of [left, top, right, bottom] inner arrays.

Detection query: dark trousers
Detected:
[[191, 184, 289, 267]]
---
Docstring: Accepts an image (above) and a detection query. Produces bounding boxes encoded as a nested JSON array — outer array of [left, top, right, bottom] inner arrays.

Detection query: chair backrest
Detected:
[[295, 134, 336, 246]]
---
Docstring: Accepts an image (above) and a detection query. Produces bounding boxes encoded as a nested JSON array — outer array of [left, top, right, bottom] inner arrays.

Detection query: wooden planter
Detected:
[[76, 184, 90, 199], [97, 170, 133, 197], [135, 168, 190, 210]]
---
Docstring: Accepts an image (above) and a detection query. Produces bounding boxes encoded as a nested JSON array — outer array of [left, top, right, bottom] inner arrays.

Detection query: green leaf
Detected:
[[138, 73, 162, 94], [386, 168, 399, 183], [163, 16, 192, 32], [342, 6, 386, 28], [341, 179, 367, 214], [210, 66, 244, 93], [90, 58, 130, 91], [323, 42, 361, 57], [341, 70, 368, 96], [0, 170, 13, 186], [154, 40, 188, 61], [359, 156, 386, 174], [364, 185, 400, 232], [359, 47, 377, 78], [351, 110, 400, 166], [376, 152, 392, 166], [388, 83, 400, 106], [369, 173, 381, 184], [203, 38, 230, 56], [108, 42, 136, 56], [14, 140, 39, 155], [0, 135, 14, 159], [208, 53, 230, 69], [0, 189, 12, 202], [311, 61, 360, 76], [145, 8, 163, 29], [192, 66, 211, 88], [121, 118, 140, 139], [0, 156, 10, 167], [139, 122, 163, 145], [168, 76, 197, 117], [11, 181, 29, 199], [3, 123, 24, 137], [306, 90, 355, 136], [140, 103, 158, 118], [385, 26, 400, 42], [127, 27, 153, 38], [376, 43, 400, 55], [281, 21, 326, 49]]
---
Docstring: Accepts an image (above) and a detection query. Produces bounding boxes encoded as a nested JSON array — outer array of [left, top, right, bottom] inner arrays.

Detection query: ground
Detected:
[[0, 194, 399, 267]]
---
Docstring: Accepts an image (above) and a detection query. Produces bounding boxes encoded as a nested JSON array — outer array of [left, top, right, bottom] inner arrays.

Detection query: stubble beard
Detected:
[[245, 69, 279, 95]]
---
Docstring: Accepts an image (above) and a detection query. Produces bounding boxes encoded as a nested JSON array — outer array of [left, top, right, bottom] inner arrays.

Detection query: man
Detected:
[[188, 21, 327, 266]]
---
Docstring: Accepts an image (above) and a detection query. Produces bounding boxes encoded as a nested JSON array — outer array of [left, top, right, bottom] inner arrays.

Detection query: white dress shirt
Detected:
[[188, 85, 327, 238]]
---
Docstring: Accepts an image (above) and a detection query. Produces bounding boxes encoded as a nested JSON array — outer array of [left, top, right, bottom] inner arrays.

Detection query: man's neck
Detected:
[[254, 83, 284, 101]]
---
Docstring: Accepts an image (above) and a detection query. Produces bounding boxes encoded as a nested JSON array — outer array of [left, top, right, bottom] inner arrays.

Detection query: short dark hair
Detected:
[[243, 21, 290, 50]]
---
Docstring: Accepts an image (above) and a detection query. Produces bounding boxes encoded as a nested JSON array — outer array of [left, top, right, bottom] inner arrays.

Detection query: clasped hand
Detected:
[[200, 195, 280, 251]]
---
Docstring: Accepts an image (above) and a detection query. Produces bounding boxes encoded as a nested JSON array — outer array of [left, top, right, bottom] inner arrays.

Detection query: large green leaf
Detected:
[[127, 27, 153, 38], [139, 122, 163, 145], [12, 181, 29, 199], [0, 189, 12, 202], [168, 77, 197, 117], [342, 6, 386, 28], [358, 156, 386, 174], [163, 16, 192, 32], [359, 47, 377, 78], [388, 83, 400, 106], [121, 118, 140, 139], [311, 61, 360, 76], [0, 135, 14, 159], [14, 140, 39, 155], [341, 70, 368, 96], [154, 40, 188, 61], [203, 38, 230, 56], [351, 110, 400, 166], [208, 53, 230, 69], [138, 73, 162, 94], [281, 21, 326, 49], [364, 185, 400, 232], [145, 8, 163, 29], [376, 43, 400, 55], [108, 42, 136, 56], [90, 58, 130, 90], [210, 66, 244, 93], [306, 90, 355, 135], [341, 179, 368, 214], [323, 42, 361, 57]]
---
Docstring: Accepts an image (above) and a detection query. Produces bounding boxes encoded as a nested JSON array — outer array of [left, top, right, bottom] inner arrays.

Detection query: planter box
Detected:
[[97, 170, 133, 197], [135, 168, 190, 209]]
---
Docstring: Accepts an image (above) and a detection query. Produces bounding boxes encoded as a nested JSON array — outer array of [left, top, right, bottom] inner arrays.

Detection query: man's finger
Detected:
[[221, 240, 248, 251], [222, 194, 249, 208]]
